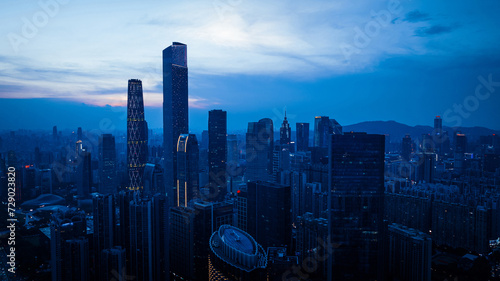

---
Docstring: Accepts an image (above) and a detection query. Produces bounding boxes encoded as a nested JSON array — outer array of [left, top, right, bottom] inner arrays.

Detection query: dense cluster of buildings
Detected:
[[1, 43, 500, 281]]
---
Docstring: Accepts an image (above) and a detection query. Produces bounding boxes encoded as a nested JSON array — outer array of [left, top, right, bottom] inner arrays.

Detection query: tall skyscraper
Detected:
[[434, 115, 442, 133], [246, 118, 273, 182], [92, 193, 115, 277], [151, 193, 170, 281], [100, 246, 126, 281], [331, 118, 342, 135], [127, 79, 148, 191], [402, 134, 412, 162], [388, 223, 432, 281], [246, 181, 291, 250], [52, 125, 57, 141], [143, 163, 164, 196], [314, 116, 332, 148], [327, 132, 385, 281], [77, 127, 83, 141], [226, 134, 239, 166], [99, 134, 117, 194], [50, 208, 87, 281], [77, 151, 92, 198], [122, 193, 170, 281], [416, 152, 436, 183], [280, 111, 291, 146], [454, 133, 467, 173], [177, 134, 199, 207], [295, 123, 309, 152], [208, 109, 227, 202], [170, 201, 233, 281], [128, 197, 154, 280], [163, 42, 189, 204]]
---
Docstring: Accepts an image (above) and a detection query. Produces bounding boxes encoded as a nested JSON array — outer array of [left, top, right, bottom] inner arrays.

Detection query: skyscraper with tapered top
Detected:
[[127, 79, 148, 190], [163, 42, 189, 204], [280, 111, 291, 146]]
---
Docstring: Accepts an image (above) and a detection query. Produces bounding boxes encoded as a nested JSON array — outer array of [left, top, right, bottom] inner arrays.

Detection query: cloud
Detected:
[[0, 0, 497, 108], [415, 24, 458, 37], [404, 10, 430, 23]]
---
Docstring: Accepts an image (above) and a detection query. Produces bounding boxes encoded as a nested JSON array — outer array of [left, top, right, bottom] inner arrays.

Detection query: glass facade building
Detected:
[[208, 110, 227, 202], [327, 132, 385, 281], [163, 42, 189, 204]]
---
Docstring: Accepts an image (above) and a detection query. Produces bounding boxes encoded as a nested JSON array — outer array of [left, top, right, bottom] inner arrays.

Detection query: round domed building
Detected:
[[209, 224, 267, 280]]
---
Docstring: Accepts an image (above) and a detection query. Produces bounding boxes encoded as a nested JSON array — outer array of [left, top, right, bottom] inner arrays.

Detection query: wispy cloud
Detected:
[[404, 10, 431, 23], [0, 0, 498, 108], [415, 24, 458, 36]]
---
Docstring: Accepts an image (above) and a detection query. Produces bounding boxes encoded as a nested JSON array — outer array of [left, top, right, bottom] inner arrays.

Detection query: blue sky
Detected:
[[1, 0, 500, 131]]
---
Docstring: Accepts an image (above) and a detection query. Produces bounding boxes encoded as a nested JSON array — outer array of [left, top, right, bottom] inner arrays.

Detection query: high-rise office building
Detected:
[[388, 223, 432, 281], [170, 206, 196, 280], [314, 116, 332, 148], [295, 213, 329, 279], [53, 126, 57, 141], [50, 208, 87, 281], [208, 225, 268, 280], [143, 163, 164, 196], [93, 193, 115, 274], [416, 153, 436, 183], [296, 123, 309, 152], [454, 133, 467, 173], [177, 134, 199, 206], [100, 246, 126, 281], [208, 110, 227, 202], [433, 115, 443, 154], [117, 190, 133, 266], [126, 193, 170, 281], [77, 127, 83, 141], [163, 42, 189, 204], [99, 134, 117, 194], [127, 79, 148, 191], [77, 151, 92, 198], [402, 134, 412, 162], [128, 197, 154, 280], [280, 112, 291, 146], [151, 193, 170, 281], [246, 181, 291, 250], [227, 134, 239, 166], [327, 132, 385, 281], [434, 115, 442, 132], [331, 118, 342, 135], [246, 119, 273, 182], [170, 201, 233, 281], [124, 193, 170, 281], [64, 238, 89, 281]]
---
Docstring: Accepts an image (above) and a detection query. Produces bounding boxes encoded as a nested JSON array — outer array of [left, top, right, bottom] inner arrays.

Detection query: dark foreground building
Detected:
[[327, 132, 385, 281]]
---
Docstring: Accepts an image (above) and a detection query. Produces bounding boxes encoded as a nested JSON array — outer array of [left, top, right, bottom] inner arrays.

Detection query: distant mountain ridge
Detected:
[[343, 120, 500, 142]]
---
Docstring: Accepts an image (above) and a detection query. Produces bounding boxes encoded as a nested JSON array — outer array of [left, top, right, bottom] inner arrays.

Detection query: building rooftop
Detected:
[[221, 226, 255, 255], [210, 225, 267, 272], [21, 194, 66, 210]]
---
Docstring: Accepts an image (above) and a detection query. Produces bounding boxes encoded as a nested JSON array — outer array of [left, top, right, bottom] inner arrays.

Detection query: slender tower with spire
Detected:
[[280, 110, 291, 146]]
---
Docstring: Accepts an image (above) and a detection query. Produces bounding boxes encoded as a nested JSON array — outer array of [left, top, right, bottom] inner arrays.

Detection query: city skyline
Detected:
[[1, 0, 500, 131], [1, 2, 500, 280]]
